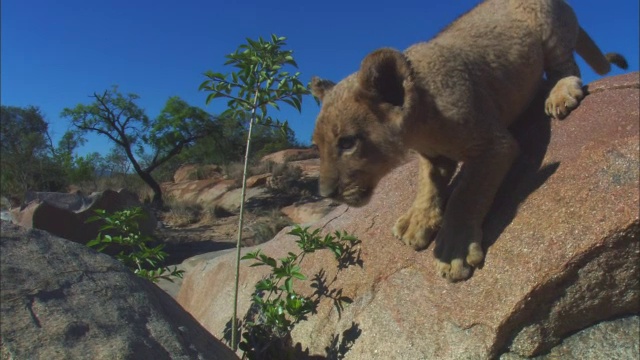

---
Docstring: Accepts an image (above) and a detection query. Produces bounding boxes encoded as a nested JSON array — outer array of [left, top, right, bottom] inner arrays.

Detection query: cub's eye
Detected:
[[338, 136, 357, 151]]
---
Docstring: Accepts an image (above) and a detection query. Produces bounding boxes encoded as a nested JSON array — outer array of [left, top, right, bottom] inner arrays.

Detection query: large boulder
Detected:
[[173, 164, 223, 183], [288, 158, 320, 178], [281, 198, 340, 225], [176, 73, 639, 359], [10, 189, 155, 244], [162, 178, 234, 205], [0, 221, 238, 359], [260, 148, 318, 164]]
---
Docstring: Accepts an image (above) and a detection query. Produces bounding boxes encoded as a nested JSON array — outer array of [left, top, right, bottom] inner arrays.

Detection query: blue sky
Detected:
[[2, 0, 638, 157]]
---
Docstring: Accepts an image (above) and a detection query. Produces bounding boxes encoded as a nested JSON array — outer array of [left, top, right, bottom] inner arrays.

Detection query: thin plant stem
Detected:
[[231, 87, 260, 351]]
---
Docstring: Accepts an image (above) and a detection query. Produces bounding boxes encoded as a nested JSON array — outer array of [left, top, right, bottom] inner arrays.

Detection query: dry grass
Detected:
[[162, 197, 204, 227], [202, 204, 234, 222], [267, 162, 308, 198], [223, 160, 278, 190], [249, 209, 292, 245], [186, 165, 221, 181]]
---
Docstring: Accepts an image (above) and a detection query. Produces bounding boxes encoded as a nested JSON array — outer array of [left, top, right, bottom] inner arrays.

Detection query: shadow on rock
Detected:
[[163, 240, 236, 265], [484, 86, 558, 253], [222, 319, 362, 360], [221, 235, 364, 360]]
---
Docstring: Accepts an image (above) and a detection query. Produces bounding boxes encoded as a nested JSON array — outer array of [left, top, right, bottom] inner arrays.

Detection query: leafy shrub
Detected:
[[229, 225, 361, 359], [200, 34, 310, 351], [86, 207, 184, 283]]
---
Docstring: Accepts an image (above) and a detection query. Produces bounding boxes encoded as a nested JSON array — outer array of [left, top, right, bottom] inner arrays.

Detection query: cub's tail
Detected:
[[576, 27, 628, 75]]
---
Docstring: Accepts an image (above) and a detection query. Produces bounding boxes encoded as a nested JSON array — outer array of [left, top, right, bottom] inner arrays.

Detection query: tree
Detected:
[[249, 120, 299, 160], [0, 106, 66, 198], [53, 130, 98, 186], [61, 88, 221, 206], [103, 146, 133, 177], [199, 34, 309, 351], [159, 112, 299, 175]]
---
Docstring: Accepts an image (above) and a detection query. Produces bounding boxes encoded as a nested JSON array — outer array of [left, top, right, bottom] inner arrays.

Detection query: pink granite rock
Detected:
[[260, 148, 318, 164], [281, 198, 339, 224], [10, 189, 154, 244], [177, 73, 639, 359], [162, 178, 234, 205], [173, 164, 222, 183], [245, 174, 271, 188]]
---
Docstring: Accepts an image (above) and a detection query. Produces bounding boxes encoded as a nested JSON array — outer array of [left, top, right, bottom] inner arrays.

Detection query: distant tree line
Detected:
[[0, 87, 304, 206]]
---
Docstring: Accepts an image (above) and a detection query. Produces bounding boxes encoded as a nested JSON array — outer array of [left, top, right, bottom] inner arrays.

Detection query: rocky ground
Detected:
[[152, 187, 639, 360], [153, 211, 258, 297], [174, 73, 640, 359], [4, 73, 639, 359], [153, 203, 640, 360]]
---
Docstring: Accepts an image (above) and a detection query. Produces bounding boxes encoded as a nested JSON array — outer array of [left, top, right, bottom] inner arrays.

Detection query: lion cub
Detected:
[[310, 0, 627, 281]]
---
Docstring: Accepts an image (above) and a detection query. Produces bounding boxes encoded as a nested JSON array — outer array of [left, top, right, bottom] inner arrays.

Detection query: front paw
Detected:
[[545, 76, 584, 119], [392, 208, 442, 250], [434, 225, 484, 282]]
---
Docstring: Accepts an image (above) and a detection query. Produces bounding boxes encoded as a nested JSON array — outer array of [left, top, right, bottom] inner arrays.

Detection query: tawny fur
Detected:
[[310, 0, 628, 282]]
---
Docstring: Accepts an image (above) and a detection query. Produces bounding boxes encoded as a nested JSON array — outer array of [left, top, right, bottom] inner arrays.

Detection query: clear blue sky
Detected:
[[2, 0, 638, 157]]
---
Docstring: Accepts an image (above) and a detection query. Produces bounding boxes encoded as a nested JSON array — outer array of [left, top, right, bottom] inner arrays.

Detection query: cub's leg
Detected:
[[434, 131, 519, 282], [393, 155, 456, 250], [545, 58, 583, 119], [543, 3, 583, 120]]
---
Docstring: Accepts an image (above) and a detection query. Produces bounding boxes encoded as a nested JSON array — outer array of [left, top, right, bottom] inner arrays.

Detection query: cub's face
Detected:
[[311, 77, 402, 207], [310, 49, 416, 207]]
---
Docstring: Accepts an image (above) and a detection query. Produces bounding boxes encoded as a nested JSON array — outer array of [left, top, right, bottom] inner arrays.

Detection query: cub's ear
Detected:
[[310, 77, 336, 102], [357, 48, 413, 107]]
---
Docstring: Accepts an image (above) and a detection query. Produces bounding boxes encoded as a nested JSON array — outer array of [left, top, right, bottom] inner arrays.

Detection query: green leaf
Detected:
[[86, 238, 101, 248], [291, 272, 306, 280], [256, 279, 275, 291], [198, 80, 212, 91], [242, 250, 260, 260], [85, 215, 102, 223], [260, 255, 277, 268], [246, 37, 258, 48], [205, 93, 217, 105]]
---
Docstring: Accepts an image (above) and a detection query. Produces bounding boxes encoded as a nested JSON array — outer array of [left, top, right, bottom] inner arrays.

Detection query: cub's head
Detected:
[[311, 48, 419, 207]]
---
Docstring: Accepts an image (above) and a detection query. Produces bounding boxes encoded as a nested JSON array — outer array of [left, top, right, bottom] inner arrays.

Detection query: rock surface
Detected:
[[260, 148, 318, 164], [10, 189, 155, 244], [288, 158, 320, 178], [281, 198, 340, 224], [501, 315, 639, 359], [176, 73, 640, 359], [216, 187, 270, 213], [173, 164, 222, 183], [245, 174, 271, 188], [162, 178, 234, 205], [0, 221, 237, 360]]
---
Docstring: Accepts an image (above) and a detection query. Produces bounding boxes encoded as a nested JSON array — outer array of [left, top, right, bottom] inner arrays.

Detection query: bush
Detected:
[[162, 197, 204, 227], [86, 207, 184, 283], [249, 210, 292, 245], [267, 162, 305, 197], [228, 225, 362, 359]]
